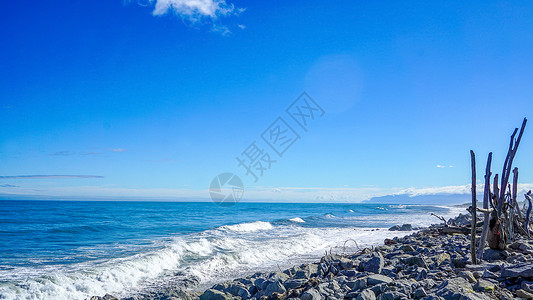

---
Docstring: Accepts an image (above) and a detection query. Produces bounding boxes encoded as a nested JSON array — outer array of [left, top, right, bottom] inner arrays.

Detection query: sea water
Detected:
[[0, 201, 465, 299]]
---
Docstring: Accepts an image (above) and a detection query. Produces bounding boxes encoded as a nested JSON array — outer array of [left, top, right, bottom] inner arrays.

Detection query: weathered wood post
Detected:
[[470, 150, 477, 264], [477, 152, 492, 262]]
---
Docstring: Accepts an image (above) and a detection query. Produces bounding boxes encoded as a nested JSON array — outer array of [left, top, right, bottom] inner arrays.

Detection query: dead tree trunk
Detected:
[[477, 152, 492, 262], [488, 174, 501, 250], [470, 150, 477, 264]]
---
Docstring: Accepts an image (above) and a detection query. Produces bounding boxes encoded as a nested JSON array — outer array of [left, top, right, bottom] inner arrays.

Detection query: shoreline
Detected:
[[91, 210, 533, 300]]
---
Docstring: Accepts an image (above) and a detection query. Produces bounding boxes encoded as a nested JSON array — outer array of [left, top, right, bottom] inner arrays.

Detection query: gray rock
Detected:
[[521, 281, 533, 293], [346, 277, 367, 291], [263, 280, 286, 297], [435, 277, 474, 299], [501, 262, 533, 278], [283, 279, 306, 290], [380, 291, 406, 300], [362, 252, 385, 274], [389, 225, 400, 231], [301, 288, 323, 300], [341, 269, 357, 277], [516, 289, 533, 299], [340, 257, 355, 269], [483, 249, 507, 261], [200, 289, 233, 300], [269, 271, 290, 282], [415, 268, 428, 280], [413, 287, 428, 299], [400, 245, 415, 252], [367, 274, 393, 286], [356, 289, 376, 300], [399, 224, 413, 231], [401, 256, 428, 268], [457, 271, 476, 283], [473, 279, 494, 293]]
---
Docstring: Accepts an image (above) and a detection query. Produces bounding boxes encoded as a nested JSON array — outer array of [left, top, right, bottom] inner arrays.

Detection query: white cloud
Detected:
[[436, 165, 455, 168], [150, 0, 240, 21], [109, 148, 127, 152]]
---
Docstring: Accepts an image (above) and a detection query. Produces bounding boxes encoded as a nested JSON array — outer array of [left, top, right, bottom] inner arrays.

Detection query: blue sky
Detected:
[[1, 0, 532, 202]]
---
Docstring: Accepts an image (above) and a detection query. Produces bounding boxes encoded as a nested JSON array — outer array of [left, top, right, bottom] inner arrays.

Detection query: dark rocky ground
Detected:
[[91, 214, 533, 300]]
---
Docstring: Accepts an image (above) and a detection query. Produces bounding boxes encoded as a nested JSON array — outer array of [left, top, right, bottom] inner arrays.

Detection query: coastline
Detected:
[[91, 210, 533, 300]]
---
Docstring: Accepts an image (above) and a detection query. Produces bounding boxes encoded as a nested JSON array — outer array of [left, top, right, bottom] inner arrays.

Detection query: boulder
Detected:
[[283, 279, 306, 290], [399, 224, 413, 231], [367, 274, 393, 286], [356, 289, 376, 300], [516, 289, 533, 299], [473, 279, 494, 293], [388, 225, 401, 231], [413, 287, 428, 299], [263, 280, 286, 297], [482, 249, 507, 261], [457, 271, 477, 283], [501, 262, 533, 278], [361, 252, 384, 274], [200, 289, 233, 300], [301, 288, 323, 300], [401, 256, 428, 268]]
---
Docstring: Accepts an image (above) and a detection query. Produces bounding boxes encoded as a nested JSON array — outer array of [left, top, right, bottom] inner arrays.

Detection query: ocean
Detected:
[[0, 201, 465, 299]]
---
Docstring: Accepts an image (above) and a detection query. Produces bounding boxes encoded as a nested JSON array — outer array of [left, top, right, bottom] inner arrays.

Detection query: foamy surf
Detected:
[[288, 217, 305, 223], [0, 202, 466, 300]]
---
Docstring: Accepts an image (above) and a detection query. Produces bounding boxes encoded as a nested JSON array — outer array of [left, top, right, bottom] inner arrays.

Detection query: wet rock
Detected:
[[367, 274, 393, 286], [356, 289, 376, 300], [399, 224, 413, 231], [473, 279, 494, 293], [200, 289, 233, 300], [501, 262, 533, 278], [389, 225, 401, 231], [361, 252, 385, 274], [301, 288, 322, 300]]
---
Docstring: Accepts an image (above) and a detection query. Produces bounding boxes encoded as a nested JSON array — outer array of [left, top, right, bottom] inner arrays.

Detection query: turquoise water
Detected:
[[0, 201, 463, 299]]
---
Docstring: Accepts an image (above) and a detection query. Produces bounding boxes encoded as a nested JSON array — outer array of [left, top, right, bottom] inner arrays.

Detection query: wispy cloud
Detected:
[[109, 148, 127, 153], [49, 151, 76, 156], [0, 184, 18, 188], [0, 175, 103, 179], [139, 0, 244, 34], [436, 165, 455, 168]]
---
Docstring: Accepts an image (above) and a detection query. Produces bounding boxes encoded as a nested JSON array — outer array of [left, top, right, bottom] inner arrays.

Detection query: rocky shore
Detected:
[[91, 214, 533, 300]]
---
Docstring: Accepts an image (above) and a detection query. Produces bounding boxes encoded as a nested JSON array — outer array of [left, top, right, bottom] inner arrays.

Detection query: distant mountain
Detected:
[[365, 193, 473, 205]]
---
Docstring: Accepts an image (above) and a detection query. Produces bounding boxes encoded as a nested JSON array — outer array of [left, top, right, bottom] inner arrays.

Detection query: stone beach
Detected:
[[91, 213, 533, 300]]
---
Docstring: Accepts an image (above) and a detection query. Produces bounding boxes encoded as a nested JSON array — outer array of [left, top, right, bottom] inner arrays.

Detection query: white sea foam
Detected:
[[0, 206, 464, 300], [218, 221, 273, 232], [288, 217, 305, 223]]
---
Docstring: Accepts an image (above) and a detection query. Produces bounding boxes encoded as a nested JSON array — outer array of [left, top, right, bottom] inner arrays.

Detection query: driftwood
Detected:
[[526, 191, 532, 237], [469, 150, 477, 264], [477, 152, 492, 262], [488, 118, 527, 250], [430, 213, 447, 226]]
